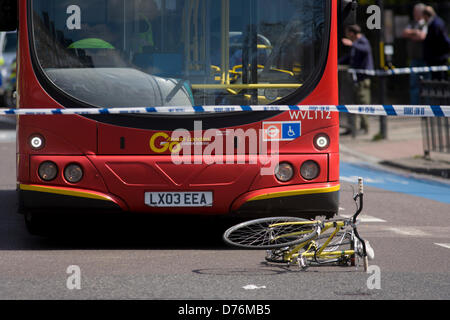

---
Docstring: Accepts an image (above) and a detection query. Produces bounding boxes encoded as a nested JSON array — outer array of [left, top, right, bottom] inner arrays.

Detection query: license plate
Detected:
[[145, 192, 213, 207]]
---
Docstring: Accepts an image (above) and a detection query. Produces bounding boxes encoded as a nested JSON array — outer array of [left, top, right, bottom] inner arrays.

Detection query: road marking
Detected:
[[435, 243, 450, 249], [243, 284, 266, 290], [340, 214, 386, 223], [386, 227, 429, 237], [359, 225, 450, 239], [340, 175, 384, 184], [341, 162, 450, 204]]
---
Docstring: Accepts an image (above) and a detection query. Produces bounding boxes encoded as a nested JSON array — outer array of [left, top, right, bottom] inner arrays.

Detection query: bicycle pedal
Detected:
[[297, 256, 308, 269], [365, 241, 375, 260]]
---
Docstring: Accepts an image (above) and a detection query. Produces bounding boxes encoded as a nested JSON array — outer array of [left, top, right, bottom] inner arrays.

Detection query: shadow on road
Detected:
[[193, 267, 289, 276], [0, 189, 245, 251]]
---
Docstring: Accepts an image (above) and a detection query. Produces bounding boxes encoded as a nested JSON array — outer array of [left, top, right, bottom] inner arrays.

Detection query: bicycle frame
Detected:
[[273, 221, 353, 265], [267, 178, 368, 269]]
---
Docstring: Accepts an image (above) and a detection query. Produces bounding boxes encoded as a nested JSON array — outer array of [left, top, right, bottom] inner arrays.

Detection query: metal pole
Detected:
[[377, 0, 388, 139]]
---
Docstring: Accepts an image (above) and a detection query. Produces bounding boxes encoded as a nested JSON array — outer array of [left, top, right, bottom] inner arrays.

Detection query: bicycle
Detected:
[[223, 177, 374, 271]]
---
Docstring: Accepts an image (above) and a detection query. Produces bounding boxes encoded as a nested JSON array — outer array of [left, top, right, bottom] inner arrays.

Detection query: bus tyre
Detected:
[[24, 212, 48, 236]]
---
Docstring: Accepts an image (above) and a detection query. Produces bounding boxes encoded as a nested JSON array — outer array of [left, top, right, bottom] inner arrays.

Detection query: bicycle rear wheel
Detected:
[[223, 217, 319, 249]]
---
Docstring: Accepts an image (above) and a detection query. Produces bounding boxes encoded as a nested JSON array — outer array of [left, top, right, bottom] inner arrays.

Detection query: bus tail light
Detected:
[[314, 133, 330, 150], [64, 163, 84, 183], [275, 162, 294, 182], [300, 161, 320, 180], [38, 161, 58, 181]]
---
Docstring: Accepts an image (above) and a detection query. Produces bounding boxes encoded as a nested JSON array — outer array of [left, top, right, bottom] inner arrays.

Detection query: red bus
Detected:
[[2, 0, 348, 234]]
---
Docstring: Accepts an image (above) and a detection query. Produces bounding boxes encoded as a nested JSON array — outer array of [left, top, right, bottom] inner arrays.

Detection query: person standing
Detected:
[[402, 3, 428, 104], [339, 24, 374, 134], [134, 0, 160, 53], [422, 6, 450, 80]]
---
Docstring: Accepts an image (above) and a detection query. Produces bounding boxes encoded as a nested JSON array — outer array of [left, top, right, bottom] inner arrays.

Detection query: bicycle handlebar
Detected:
[[352, 177, 364, 223], [358, 177, 363, 195]]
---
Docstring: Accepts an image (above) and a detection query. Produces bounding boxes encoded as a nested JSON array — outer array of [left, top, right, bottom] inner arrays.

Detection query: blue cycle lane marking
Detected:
[[340, 162, 450, 204]]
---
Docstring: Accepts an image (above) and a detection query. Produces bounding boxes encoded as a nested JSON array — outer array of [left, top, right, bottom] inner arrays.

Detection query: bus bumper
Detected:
[[231, 182, 340, 218], [18, 182, 339, 218], [18, 184, 125, 214]]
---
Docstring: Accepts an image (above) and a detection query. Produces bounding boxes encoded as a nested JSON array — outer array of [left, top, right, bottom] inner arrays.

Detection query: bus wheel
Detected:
[[24, 212, 49, 236]]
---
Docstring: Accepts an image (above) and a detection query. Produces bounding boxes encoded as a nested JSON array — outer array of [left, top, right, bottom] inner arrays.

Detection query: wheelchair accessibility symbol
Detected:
[[287, 126, 296, 137], [263, 121, 301, 141]]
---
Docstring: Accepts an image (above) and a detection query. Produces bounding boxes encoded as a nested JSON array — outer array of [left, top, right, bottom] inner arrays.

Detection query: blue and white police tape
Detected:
[[348, 65, 450, 76], [0, 105, 449, 117]]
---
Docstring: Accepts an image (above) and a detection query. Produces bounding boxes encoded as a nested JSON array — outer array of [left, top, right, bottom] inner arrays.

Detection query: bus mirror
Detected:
[[340, 0, 357, 26], [0, 0, 17, 31]]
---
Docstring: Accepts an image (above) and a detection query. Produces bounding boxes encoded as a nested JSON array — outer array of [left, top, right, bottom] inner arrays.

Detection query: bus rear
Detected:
[[15, 0, 340, 233]]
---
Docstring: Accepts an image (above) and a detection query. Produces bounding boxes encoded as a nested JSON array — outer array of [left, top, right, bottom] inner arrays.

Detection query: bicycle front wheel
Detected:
[[223, 217, 319, 249]]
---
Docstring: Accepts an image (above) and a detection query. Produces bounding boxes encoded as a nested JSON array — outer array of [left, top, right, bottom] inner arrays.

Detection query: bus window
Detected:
[[31, 0, 326, 107], [4, 32, 17, 53]]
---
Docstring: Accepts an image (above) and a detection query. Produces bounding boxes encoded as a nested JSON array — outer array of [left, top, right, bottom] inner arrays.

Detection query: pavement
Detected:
[[0, 116, 15, 130], [339, 115, 450, 180]]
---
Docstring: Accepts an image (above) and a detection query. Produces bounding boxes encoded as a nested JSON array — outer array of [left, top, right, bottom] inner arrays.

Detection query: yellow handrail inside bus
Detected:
[[257, 44, 272, 50], [191, 83, 302, 90], [212, 64, 297, 83], [221, 0, 230, 85]]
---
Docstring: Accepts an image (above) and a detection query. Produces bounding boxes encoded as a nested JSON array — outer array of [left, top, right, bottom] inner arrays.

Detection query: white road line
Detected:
[[340, 214, 386, 223], [360, 226, 450, 239], [243, 284, 266, 290], [340, 175, 384, 184], [387, 227, 429, 237], [435, 243, 450, 249]]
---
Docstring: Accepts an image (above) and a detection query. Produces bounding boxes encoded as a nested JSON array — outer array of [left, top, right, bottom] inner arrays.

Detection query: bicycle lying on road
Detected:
[[223, 177, 375, 271]]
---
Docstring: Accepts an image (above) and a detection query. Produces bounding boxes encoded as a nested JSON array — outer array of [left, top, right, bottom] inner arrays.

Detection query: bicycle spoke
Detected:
[[224, 217, 319, 249]]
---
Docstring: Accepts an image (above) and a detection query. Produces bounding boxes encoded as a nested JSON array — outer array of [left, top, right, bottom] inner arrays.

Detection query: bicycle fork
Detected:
[[352, 177, 369, 271]]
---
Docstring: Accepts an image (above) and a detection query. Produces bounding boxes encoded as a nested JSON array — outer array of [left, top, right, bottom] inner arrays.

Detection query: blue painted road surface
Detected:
[[340, 162, 450, 204]]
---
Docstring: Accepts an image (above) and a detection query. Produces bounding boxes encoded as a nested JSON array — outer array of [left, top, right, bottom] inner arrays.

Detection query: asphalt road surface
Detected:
[[0, 122, 449, 300]]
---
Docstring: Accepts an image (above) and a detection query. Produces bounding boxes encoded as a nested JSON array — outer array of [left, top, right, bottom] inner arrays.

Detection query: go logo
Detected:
[[149, 132, 182, 153]]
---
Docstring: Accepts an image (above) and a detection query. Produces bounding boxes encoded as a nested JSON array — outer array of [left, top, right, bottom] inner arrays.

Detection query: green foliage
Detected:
[[372, 132, 384, 141]]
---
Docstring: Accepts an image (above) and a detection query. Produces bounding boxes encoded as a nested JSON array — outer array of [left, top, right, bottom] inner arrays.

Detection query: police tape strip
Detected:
[[348, 65, 450, 76], [0, 105, 449, 117]]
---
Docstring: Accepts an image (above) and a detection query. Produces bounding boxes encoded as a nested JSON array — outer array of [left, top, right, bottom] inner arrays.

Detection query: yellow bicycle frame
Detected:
[[268, 220, 355, 264]]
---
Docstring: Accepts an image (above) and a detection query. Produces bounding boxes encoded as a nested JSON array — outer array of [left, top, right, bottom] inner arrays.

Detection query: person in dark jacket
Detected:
[[422, 6, 450, 80], [402, 3, 428, 104], [339, 25, 374, 134]]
